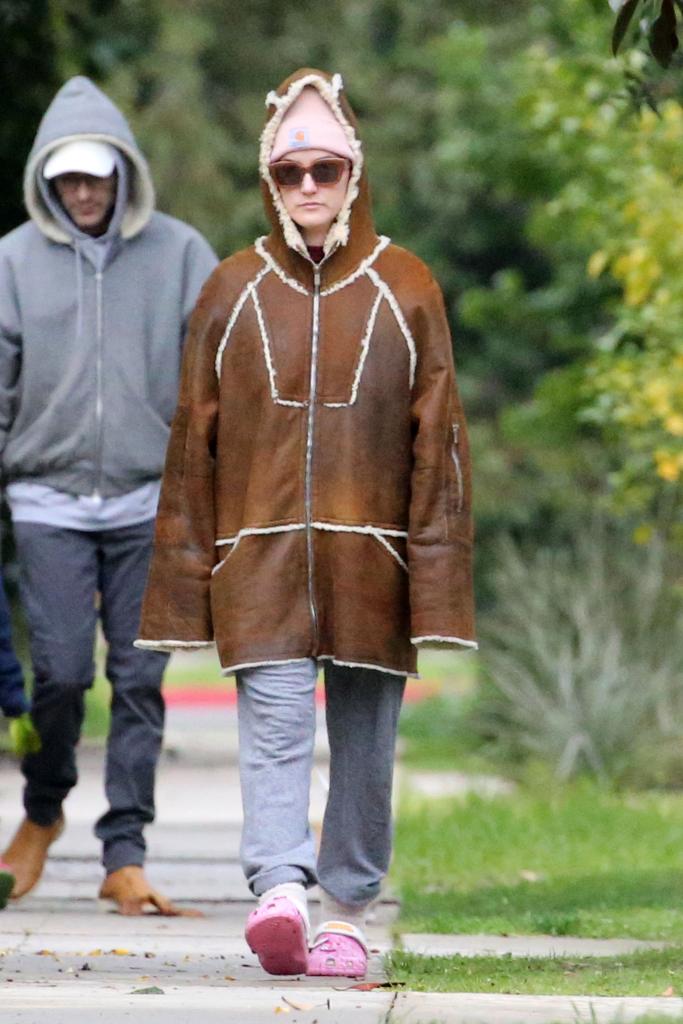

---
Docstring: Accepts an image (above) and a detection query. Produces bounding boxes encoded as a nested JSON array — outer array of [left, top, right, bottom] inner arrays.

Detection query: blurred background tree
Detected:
[[4, 0, 683, 779]]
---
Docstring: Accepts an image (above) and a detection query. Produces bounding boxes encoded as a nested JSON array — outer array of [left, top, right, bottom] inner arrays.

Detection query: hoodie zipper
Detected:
[[304, 267, 321, 650], [93, 270, 104, 499]]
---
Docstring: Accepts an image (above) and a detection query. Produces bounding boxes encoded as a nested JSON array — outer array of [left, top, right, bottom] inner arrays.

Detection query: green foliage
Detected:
[[0, 1, 60, 234], [476, 526, 683, 783], [612, 0, 682, 69]]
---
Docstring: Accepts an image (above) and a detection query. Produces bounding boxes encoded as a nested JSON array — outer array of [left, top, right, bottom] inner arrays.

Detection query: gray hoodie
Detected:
[[0, 76, 218, 498]]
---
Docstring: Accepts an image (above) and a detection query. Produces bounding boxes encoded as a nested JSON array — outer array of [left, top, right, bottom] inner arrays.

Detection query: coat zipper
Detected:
[[304, 268, 321, 649], [93, 270, 104, 499], [451, 423, 464, 513]]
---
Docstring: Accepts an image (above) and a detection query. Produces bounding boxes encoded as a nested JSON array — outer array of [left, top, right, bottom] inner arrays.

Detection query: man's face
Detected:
[[53, 172, 117, 236]]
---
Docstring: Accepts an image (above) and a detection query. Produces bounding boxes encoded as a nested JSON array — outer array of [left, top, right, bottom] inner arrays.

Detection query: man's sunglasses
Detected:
[[269, 158, 350, 189]]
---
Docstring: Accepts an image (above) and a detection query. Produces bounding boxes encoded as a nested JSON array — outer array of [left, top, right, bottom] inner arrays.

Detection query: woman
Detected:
[[137, 68, 476, 977]]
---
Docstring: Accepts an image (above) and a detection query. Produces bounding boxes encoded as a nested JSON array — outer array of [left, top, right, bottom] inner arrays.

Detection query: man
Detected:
[[0, 76, 217, 914]]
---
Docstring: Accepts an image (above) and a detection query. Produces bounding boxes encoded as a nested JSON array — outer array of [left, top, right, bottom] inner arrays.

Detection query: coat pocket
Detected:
[[371, 532, 409, 574], [211, 539, 238, 577]]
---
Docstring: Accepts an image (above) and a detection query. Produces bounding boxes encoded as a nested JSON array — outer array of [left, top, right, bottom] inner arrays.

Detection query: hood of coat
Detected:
[[24, 76, 155, 244], [259, 68, 379, 288]]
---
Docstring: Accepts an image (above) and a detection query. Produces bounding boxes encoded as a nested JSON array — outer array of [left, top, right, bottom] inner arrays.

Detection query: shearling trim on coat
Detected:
[[254, 236, 309, 294], [134, 639, 215, 651], [215, 267, 269, 377], [260, 73, 363, 259], [366, 266, 417, 388], [320, 236, 390, 296], [317, 656, 419, 680], [411, 636, 479, 650]]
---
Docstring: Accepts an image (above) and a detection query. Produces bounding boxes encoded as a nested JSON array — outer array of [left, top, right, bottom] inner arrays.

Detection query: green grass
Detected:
[[392, 784, 683, 940], [387, 947, 683, 996]]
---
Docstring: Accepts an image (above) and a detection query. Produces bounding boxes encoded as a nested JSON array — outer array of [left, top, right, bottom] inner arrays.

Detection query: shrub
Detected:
[[476, 525, 683, 784]]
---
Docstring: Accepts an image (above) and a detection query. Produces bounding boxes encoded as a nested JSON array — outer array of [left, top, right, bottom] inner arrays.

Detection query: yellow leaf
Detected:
[[655, 451, 681, 482], [665, 414, 683, 437], [633, 524, 653, 545], [587, 249, 608, 278]]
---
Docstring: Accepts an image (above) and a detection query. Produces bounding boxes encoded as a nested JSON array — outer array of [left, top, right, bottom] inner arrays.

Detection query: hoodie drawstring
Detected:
[[74, 240, 84, 339]]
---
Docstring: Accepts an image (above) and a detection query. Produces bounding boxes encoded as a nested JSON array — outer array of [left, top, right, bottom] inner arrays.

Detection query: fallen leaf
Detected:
[[131, 986, 165, 995], [110, 948, 130, 956], [80, 963, 91, 972], [282, 997, 314, 1011], [341, 981, 403, 992], [144, 952, 156, 959], [35, 950, 55, 957], [87, 949, 103, 957], [223, 975, 236, 981], [274, 1007, 291, 1015]]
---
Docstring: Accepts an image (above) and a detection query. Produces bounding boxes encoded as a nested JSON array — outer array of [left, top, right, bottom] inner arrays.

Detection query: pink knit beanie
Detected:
[[270, 87, 354, 162]]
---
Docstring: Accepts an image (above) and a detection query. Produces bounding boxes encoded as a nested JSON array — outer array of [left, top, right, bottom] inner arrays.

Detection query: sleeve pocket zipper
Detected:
[[450, 423, 464, 513]]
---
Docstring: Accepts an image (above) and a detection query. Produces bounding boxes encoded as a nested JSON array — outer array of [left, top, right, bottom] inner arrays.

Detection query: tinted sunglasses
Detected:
[[269, 157, 350, 189]]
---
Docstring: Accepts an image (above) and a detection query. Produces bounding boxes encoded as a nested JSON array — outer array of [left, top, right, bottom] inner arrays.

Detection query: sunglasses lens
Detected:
[[272, 163, 304, 187], [312, 160, 344, 184], [270, 159, 349, 188]]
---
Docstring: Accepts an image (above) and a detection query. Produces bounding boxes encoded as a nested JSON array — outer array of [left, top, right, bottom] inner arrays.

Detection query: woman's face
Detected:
[[272, 148, 351, 247]]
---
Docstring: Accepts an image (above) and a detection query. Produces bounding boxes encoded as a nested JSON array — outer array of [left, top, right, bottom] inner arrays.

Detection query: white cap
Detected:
[[43, 140, 118, 180]]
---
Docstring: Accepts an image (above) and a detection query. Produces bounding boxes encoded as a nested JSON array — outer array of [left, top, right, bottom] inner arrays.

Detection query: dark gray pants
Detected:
[[237, 659, 405, 906], [13, 520, 168, 873]]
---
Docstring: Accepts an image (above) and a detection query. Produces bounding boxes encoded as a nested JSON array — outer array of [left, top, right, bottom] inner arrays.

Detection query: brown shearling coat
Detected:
[[137, 69, 476, 677]]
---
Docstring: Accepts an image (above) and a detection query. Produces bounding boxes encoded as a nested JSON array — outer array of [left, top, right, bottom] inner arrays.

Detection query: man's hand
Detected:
[[8, 714, 41, 757]]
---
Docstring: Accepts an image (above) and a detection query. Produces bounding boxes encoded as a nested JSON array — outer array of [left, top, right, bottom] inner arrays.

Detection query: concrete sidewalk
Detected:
[[0, 702, 681, 1023]]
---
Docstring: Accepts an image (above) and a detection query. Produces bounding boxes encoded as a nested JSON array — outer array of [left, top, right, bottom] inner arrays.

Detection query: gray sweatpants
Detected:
[[13, 520, 168, 873], [237, 659, 405, 907]]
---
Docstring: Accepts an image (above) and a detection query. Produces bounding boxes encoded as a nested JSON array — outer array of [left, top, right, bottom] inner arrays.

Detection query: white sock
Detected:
[[259, 881, 309, 934], [319, 891, 368, 937]]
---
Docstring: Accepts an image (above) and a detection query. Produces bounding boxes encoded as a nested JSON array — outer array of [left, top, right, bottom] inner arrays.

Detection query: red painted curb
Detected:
[[163, 681, 438, 708]]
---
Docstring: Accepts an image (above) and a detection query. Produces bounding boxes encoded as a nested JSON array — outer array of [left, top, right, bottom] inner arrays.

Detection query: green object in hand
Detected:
[[8, 713, 41, 756]]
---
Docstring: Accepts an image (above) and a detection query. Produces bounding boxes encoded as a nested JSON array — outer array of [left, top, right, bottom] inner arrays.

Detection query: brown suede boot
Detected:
[[99, 865, 204, 917], [2, 814, 65, 898]]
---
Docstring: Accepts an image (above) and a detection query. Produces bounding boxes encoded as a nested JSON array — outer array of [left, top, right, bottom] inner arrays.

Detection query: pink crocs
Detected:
[[245, 894, 308, 975], [307, 921, 368, 978]]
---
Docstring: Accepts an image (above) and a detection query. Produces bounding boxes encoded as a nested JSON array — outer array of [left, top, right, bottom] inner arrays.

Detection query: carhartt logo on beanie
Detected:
[[271, 87, 354, 162]]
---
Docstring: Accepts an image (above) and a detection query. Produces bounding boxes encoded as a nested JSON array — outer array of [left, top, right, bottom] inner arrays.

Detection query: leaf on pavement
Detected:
[[282, 997, 314, 1010], [131, 985, 165, 995]]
